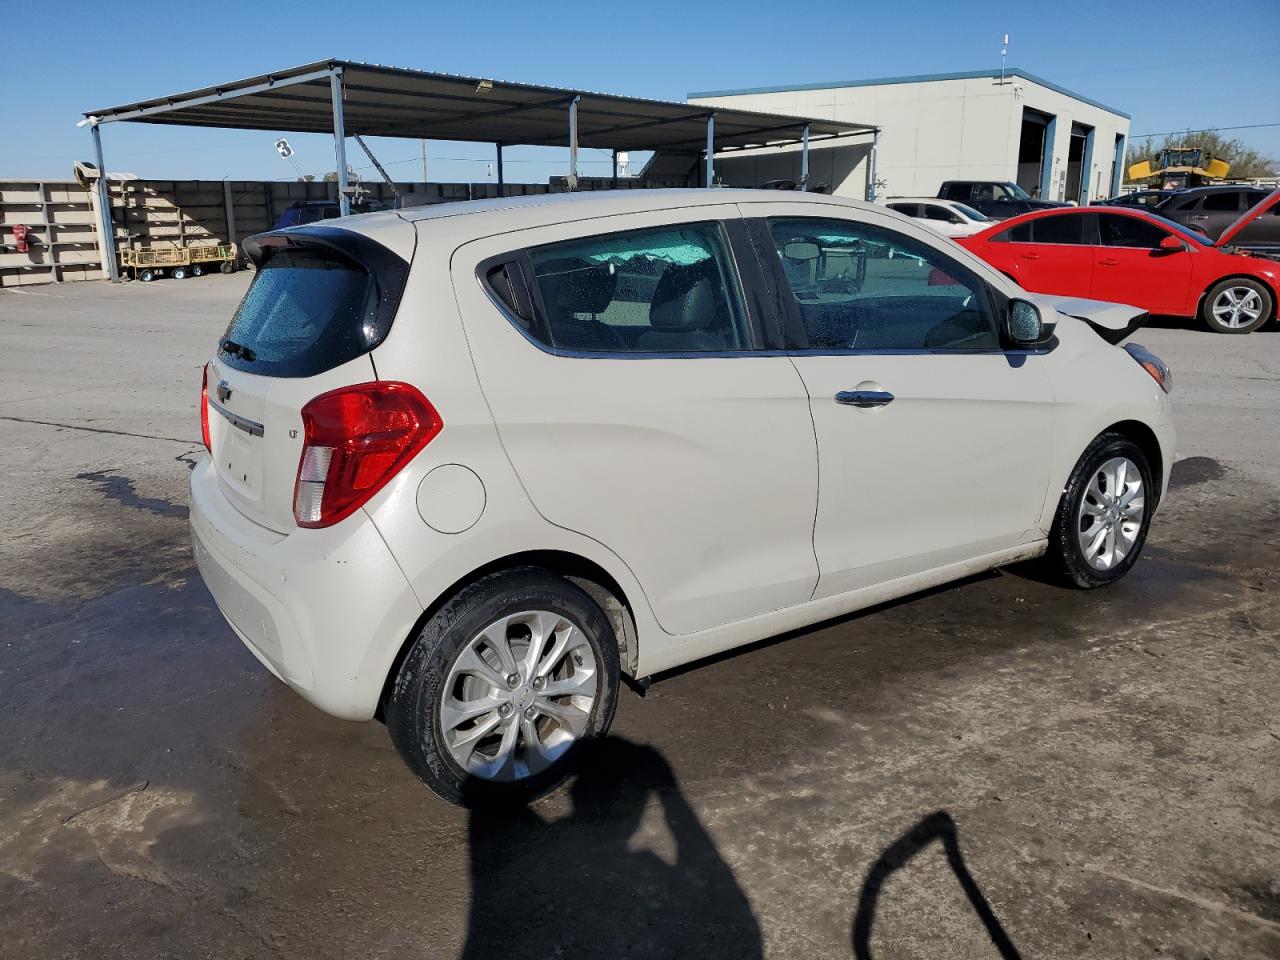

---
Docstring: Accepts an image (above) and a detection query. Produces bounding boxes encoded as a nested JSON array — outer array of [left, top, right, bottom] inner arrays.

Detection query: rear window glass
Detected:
[[1032, 214, 1089, 244], [1203, 192, 1241, 212], [993, 222, 1033, 243], [221, 247, 374, 377], [515, 221, 751, 354]]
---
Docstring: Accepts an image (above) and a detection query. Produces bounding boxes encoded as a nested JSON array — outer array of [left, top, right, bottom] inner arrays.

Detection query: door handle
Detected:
[[835, 390, 895, 408], [1191, 215, 1209, 221], [1019, 253, 1040, 260], [1098, 257, 1120, 266]]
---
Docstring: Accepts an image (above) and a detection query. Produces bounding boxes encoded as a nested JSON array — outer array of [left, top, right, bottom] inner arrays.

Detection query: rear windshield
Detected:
[[220, 230, 408, 377], [221, 248, 371, 376]]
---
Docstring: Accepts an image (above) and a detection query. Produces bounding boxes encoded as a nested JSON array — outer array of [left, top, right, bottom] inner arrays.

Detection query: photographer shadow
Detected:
[[461, 737, 762, 959]]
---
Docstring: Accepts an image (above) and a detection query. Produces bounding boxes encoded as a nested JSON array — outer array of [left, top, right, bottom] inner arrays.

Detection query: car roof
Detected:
[[886, 197, 955, 205], [321, 189, 885, 256], [327, 188, 877, 237], [1174, 184, 1261, 195]]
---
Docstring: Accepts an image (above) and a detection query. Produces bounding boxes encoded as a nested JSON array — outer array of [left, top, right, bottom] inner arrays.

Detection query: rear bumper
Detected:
[[189, 456, 423, 720]]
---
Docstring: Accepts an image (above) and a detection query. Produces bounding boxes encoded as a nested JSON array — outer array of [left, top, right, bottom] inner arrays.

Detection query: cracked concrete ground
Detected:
[[1, 276, 1278, 959]]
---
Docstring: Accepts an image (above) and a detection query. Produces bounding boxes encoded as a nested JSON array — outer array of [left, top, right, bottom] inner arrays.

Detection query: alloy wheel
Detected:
[[1077, 456, 1145, 571], [1211, 286, 1263, 329], [440, 610, 598, 782]]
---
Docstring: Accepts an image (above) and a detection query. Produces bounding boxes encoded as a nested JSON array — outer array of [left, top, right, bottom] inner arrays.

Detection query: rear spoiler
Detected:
[[1027, 294, 1148, 345]]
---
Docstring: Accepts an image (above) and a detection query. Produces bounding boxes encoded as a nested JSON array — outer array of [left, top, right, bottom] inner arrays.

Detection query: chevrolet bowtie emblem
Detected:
[[216, 381, 233, 403]]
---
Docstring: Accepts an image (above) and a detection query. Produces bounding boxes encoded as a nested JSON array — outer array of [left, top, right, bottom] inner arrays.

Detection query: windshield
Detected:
[[1002, 183, 1032, 201], [952, 203, 991, 222], [1147, 213, 1212, 246]]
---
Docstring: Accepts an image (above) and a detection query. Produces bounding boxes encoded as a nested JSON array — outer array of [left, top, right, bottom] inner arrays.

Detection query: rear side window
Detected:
[[224, 230, 408, 377], [516, 222, 751, 354], [1203, 192, 1241, 212], [1031, 214, 1090, 245], [923, 205, 958, 223], [992, 222, 1033, 243], [888, 203, 920, 217]]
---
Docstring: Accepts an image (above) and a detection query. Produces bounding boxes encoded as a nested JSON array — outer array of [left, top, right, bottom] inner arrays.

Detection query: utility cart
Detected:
[[186, 242, 238, 277], [119, 241, 238, 282]]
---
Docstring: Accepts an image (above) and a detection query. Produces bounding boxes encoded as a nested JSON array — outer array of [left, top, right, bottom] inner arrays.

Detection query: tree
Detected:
[[323, 171, 339, 182], [1127, 130, 1276, 180], [297, 174, 316, 183]]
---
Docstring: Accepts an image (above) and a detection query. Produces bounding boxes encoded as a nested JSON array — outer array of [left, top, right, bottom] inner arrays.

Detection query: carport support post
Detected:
[[705, 114, 715, 187], [567, 96, 581, 191], [865, 129, 880, 203], [800, 124, 810, 191], [612, 149, 618, 189], [90, 121, 120, 283], [329, 70, 350, 217], [496, 144, 504, 191]]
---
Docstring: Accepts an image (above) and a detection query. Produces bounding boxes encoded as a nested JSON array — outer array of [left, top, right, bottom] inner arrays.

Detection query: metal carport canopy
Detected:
[[83, 58, 872, 152]]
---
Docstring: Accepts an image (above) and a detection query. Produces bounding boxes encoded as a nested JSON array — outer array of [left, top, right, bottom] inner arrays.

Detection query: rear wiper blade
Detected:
[[220, 338, 256, 361]]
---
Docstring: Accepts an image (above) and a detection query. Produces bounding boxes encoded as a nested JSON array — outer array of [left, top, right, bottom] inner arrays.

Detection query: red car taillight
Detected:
[[201, 363, 212, 453], [293, 382, 442, 529]]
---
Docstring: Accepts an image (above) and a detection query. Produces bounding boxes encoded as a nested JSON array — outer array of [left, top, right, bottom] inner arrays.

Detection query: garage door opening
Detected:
[[1065, 122, 1094, 204], [1017, 109, 1054, 197]]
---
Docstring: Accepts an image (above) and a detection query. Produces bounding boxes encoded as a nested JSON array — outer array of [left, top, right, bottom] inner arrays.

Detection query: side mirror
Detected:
[[1007, 298, 1053, 346], [782, 240, 821, 262], [1158, 235, 1186, 252]]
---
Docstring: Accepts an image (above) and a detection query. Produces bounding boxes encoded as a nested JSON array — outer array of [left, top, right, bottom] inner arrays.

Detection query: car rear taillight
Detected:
[[201, 364, 212, 452], [293, 382, 442, 529]]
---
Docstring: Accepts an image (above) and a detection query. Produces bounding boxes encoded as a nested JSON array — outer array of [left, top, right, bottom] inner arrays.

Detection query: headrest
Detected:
[[649, 261, 719, 331], [537, 258, 616, 317]]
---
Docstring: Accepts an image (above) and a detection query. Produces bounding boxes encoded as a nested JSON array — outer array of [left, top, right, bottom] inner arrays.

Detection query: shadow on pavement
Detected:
[[852, 810, 1023, 960], [460, 737, 762, 959]]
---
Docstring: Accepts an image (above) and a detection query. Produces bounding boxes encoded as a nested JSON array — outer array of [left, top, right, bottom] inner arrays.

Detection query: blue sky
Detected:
[[2, 0, 1277, 185]]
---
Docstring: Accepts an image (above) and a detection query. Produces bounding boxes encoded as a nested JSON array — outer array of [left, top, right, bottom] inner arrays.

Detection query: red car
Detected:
[[957, 190, 1280, 334]]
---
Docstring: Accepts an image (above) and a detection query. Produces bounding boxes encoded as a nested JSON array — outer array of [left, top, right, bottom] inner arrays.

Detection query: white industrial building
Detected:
[[688, 69, 1131, 205]]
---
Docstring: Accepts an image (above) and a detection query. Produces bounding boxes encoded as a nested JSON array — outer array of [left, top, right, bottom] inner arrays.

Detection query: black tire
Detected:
[[171, 266, 187, 280], [385, 567, 621, 807], [1199, 277, 1272, 334], [139, 269, 155, 283], [190, 263, 204, 277], [220, 261, 236, 274], [1046, 432, 1154, 589]]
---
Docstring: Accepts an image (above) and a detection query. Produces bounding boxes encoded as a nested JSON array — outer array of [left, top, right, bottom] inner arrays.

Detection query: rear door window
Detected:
[[888, 203, 921, 217], [1032, 213, 1092, 245], [516, 222, 752, 354], [993, 222, 1034, 243], [222, 233, 407, 377], [923, 205, 959, 223], [1203, 192, 1242, 212]]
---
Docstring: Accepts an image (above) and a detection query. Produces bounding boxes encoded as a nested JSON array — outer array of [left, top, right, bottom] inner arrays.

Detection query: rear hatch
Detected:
[[206, 223, 412, 533]]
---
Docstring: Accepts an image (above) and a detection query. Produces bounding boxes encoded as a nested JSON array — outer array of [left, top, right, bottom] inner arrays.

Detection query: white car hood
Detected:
[[1028, 294, 1148, 344]]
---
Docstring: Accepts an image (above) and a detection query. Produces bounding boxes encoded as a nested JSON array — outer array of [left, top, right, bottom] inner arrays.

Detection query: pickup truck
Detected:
[[938, 181, 1067, 220]]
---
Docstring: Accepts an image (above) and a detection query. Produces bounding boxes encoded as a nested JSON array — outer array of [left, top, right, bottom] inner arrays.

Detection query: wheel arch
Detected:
[[1101, 418, 1164, 505], [375, 549, 640, 720]]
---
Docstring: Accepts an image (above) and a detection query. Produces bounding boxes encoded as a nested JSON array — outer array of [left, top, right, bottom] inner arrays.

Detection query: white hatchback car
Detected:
[[884, 198, 994, 238], [191, 190, 1174, 805]]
